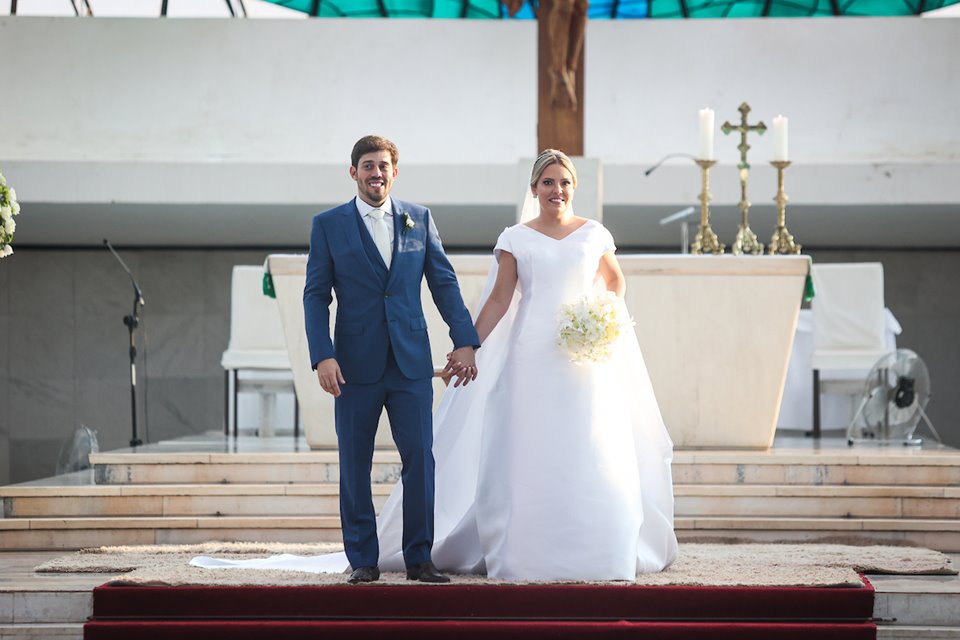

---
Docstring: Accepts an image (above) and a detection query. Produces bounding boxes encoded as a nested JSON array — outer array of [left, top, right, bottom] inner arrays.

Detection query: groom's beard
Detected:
[[359, 179, 391, 207]]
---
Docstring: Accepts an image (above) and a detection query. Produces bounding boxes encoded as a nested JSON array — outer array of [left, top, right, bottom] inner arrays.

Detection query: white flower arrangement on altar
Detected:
[[0, 170, 22, 258], [556, 291, 634, 364]]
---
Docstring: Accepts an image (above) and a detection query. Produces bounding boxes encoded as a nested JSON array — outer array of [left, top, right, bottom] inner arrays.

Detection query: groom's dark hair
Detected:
[[351, 135, 400, 168]]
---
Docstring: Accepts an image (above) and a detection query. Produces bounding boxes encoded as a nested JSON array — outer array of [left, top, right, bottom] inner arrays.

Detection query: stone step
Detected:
[[0, 516, 345, 550], [88, 449, 960, 487], [3, 483, 957, 519], [2, 484, 391, 518], [91, 451, 402, 485], [675, 516, 960, 552], [874, 579, 960, 627], [878, 627, 960, 639], [2, 514, 959, 551], [0, 589, 90, 624], [672, 462, 960, 487], [0, 623, 83, 639], [674, 485, 960, 519]]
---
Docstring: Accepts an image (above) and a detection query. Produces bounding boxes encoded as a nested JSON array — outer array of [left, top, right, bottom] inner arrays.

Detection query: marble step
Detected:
[[0, 589, 90, 624], [674, 484, 960, 519], [2, 484, 391, 518], [2, 514, 959, 551], [0, 623, 83, 639], [88, 449, 960, 487], [874, 579, 960, 627], [3, 484, 957, 519], [675, 516, 960, 552], [878, 628, 960, 639], [0, 515, 345, 549], [91, 450, 402, 485]]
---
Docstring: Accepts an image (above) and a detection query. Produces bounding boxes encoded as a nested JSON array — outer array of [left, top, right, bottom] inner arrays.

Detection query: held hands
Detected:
[[316, 358, 345, 397], [441, 346, 478, 387]]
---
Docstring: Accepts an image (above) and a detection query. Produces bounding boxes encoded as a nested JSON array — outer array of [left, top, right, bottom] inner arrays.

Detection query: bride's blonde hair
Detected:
[[530, 149, 578, 189]]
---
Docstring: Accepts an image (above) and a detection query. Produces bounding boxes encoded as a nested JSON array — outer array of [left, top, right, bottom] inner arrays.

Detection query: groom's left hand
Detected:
[[442, 346, 478, 387]]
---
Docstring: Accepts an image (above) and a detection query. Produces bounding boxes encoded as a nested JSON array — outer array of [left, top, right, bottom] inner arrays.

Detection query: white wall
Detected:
[[587, 17, 960, 165], [587, 17, 960, 210], [0, 17, 537, 164], [0, 15, 958, 247]]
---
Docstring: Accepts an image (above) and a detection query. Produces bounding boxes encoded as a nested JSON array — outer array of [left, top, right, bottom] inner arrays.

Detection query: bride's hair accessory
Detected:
[[556, 292, 634, 364]]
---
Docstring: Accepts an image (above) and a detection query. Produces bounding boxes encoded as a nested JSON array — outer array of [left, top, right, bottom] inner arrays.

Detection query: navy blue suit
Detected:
[[303, 198, 479, 570]]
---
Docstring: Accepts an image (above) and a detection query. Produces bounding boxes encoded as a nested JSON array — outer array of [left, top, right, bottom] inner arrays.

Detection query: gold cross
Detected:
[[722, 102, 767, 255], [722, 102, 767, 170]]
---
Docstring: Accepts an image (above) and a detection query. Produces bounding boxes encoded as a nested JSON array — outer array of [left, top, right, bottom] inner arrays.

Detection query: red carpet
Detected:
[[85, 578, 877, 639]]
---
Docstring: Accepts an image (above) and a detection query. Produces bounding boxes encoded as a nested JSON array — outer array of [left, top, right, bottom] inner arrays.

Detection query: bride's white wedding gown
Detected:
[[192, 219, 677, 580]]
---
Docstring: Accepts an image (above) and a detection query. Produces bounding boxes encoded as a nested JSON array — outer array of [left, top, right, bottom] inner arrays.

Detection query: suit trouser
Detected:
[[335, 348, 435, 570]]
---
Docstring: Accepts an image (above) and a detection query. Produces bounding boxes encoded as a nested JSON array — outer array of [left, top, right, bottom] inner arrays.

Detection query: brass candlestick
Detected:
[[722, 103, 766, 256], [768, 160, 802, 255], [690, 159, 724, 255], [732, 167, 763, 255]]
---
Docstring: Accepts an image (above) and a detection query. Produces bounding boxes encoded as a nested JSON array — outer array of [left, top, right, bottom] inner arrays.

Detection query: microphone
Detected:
[[645, 152, 697, 177], [659, 207, 696, 226], [103, 239, 145, 306]]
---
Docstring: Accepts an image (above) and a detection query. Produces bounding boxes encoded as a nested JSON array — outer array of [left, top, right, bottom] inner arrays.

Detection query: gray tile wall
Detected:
[[0, 259, 8, 485], [0, 249, 270, 484], [0, 248, 957, 484]]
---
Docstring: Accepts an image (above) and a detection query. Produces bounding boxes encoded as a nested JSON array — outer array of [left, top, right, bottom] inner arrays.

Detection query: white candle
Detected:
[[698, 108, 715, 160], [773, 115, 789, 162]]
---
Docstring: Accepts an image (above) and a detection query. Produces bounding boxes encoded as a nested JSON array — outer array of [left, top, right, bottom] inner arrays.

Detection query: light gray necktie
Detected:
[[368, 208, 392, 268]]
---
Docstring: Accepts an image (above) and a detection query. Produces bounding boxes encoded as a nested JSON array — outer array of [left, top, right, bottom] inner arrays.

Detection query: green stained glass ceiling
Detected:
[[650, 0, 958, 17], [264, 0, 960, 17], [264, 0, 503, 17]]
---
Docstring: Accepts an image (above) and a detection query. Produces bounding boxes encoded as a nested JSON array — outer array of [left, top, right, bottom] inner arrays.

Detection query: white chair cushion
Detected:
[[811, 263, 887, 356], [223, 265, 292, 372], [811, 349, 888, 371], [222, 349, 291, 371]]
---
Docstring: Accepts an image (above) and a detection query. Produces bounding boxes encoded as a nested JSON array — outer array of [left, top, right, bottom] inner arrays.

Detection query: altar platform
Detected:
[[1, 432, 959, 639]]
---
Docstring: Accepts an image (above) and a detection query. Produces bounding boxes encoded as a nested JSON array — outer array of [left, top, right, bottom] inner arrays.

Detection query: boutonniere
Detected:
[[401, 212, 415, 234]]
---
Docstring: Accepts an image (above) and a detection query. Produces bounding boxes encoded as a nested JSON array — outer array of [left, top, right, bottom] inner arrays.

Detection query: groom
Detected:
[[303, 135, 479, 584]]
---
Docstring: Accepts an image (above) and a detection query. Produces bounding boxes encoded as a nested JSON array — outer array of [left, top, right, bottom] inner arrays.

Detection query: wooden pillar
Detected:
[[537, 0, 584, 156]]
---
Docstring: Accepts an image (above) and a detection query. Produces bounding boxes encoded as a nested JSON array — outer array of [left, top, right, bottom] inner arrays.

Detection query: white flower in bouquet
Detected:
[[0, 169, 21, 259], [556, 291, 635, 364]]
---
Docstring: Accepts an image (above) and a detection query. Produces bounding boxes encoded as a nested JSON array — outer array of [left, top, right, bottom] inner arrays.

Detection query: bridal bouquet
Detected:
[[556, 291, 634, 364], [0, 170, 22, 258]]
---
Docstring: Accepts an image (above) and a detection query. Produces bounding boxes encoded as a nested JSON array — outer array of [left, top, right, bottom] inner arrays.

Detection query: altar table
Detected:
[[266, 254, 809, 450]]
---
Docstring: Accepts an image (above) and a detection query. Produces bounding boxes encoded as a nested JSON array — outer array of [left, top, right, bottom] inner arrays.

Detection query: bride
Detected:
[[193, 150, 678, 580]]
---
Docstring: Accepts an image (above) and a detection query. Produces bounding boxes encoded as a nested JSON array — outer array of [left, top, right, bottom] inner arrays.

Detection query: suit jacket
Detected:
[[303, 198, 479, 384]]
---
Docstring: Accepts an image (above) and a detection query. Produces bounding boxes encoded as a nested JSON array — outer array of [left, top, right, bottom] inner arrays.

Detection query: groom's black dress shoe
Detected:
[[347, 566, 380, 584], [406, 561, 451, 583]]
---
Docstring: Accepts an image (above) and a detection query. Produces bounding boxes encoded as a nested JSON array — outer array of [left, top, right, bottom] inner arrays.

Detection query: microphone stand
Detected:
[[104, 239, 145, 448], [659, 207, 697, 254], [647, 153, 699, 254]]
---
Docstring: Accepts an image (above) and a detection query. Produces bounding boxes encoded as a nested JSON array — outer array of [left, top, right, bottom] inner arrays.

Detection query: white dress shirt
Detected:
[[355, 195, 395, 255]]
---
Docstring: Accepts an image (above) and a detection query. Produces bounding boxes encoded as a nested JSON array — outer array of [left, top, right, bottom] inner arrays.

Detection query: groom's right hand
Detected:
[[316, 358, 345, 397]]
